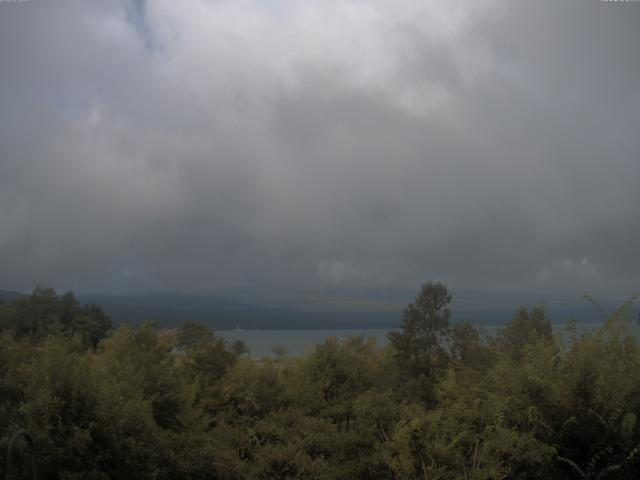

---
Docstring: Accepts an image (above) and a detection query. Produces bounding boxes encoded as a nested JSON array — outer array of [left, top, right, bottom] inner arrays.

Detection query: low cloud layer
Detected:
[[0, 0, 638, 295]]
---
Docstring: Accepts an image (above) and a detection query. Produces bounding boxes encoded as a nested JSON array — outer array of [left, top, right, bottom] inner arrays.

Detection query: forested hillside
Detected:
[[1, 284, 640, 479]]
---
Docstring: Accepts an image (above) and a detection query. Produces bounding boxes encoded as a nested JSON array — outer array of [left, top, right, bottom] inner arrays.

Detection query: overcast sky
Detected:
[[0, 0, 639, 296]]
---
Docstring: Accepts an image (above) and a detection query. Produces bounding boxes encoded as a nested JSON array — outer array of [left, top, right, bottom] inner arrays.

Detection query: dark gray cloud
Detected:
[[0, 0, 638, 296]]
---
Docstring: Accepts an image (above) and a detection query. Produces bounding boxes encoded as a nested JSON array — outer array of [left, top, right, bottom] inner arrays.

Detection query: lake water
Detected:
[[218, 322, 627, 358], [219, 329, 390, 358]]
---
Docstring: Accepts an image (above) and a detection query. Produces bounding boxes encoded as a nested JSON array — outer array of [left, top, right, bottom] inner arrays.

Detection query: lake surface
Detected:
[[219, 329, 390, 358], [218, 322, 625, 358]]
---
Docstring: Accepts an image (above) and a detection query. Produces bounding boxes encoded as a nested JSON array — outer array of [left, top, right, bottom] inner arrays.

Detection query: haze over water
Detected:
[[219, 322, 633, 358]]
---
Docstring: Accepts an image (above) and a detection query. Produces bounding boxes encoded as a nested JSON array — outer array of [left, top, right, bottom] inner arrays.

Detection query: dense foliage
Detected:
[[1, 284, 640, 479]]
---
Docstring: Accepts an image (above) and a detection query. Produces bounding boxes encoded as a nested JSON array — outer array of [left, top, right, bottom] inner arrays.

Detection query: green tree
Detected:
[[0, 287, 111, 348], [449, 322, 495, 371], [231, 339, 249, 356], [388, 281, 452, 403], [176, 320, 214, 351], [272, 344, 289, 360], [498, 306, 552, 361]]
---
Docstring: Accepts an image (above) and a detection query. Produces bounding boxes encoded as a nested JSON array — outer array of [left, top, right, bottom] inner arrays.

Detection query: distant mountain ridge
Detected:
[[75, 291, 625, 330], [76, 292, 398, 330], [2, 288, 631, 330], [0, 289, 26, 301]]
